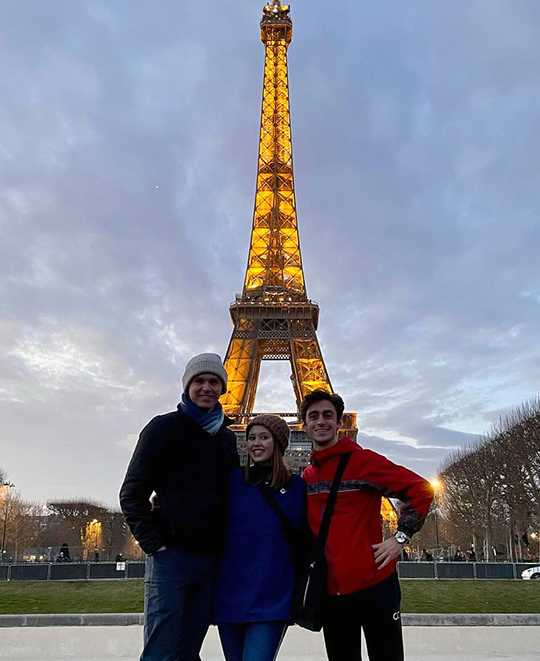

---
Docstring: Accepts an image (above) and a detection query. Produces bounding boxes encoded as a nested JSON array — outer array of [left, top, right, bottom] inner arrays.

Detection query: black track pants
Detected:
[[322, 572, 404, 661]]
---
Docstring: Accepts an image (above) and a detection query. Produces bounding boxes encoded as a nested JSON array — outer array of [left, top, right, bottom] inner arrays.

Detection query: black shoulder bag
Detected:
[[292, 452, 351, 631]]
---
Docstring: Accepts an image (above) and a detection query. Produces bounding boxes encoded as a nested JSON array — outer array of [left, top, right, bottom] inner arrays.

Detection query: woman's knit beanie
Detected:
[[246, 414, 290, 454]]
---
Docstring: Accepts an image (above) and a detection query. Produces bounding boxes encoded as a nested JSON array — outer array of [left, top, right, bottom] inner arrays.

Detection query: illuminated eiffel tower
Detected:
[[221, 2, 357, 466]]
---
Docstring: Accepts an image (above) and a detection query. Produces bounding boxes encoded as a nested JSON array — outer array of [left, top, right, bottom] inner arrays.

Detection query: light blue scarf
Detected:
[[180, 394, 225, 435]]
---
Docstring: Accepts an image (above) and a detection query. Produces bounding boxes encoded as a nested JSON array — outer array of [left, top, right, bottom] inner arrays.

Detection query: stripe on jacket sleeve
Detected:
[[306, 479, 390, 496]]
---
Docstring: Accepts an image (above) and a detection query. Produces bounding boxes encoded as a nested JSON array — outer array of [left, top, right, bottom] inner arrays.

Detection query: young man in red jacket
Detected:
[[301, 390, 434, 661]]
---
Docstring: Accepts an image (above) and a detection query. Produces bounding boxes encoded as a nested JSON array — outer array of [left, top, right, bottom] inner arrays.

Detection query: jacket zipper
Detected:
[[326, 550, 340, 595]]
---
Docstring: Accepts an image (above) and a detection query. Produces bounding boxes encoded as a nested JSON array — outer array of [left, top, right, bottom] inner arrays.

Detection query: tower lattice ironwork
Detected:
[[222, 2, 336, 422]]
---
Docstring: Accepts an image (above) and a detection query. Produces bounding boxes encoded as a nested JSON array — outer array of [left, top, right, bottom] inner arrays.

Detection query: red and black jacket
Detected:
[[302, 437, 433, 595]]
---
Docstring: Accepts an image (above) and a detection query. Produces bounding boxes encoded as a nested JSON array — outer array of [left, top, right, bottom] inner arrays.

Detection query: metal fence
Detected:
[[0, 560, 538, 581], [0, 561, 145, 581], [397, 561, 539, 580]]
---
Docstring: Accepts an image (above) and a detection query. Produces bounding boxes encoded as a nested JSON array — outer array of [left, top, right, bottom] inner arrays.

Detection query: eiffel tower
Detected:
[[221, 2, 357, 462]]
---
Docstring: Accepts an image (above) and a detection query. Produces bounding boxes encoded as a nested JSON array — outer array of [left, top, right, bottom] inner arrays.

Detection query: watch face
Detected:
[[395, 532, 407, 544]]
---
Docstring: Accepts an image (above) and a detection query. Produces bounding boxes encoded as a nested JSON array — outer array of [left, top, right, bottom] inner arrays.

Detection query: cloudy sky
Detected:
[[1, 0, 539, 508]]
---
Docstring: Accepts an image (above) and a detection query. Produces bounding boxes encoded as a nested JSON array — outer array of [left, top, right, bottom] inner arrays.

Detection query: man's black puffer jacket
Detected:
[[120, 407, 239, 555]]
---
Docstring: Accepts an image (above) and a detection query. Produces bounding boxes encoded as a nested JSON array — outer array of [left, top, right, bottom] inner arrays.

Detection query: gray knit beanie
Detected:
[[182, 353, 228, 395], [246, 414, 291, 454]]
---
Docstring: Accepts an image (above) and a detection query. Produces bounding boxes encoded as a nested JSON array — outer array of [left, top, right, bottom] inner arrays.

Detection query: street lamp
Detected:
[[430, 478, 442, 551], [1, 482, 16, 560]]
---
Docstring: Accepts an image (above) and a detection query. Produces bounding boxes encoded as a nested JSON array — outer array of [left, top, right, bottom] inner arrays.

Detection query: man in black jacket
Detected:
[[120, 353, 239, 661]]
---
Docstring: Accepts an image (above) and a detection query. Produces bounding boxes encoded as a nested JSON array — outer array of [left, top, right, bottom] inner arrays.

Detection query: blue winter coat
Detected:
[[213, 468, 305, 623]]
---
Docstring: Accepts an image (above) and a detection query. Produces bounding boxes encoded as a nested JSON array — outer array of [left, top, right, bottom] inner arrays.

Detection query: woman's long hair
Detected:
[[244, 437, 291, 491]]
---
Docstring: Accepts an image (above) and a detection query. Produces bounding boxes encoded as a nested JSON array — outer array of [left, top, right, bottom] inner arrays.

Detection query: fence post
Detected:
[[7, 564, 11, 581], [86, 562, 91, 581], [512, 563, 517, 579], [434, 561, 439, 580], [47, 563, 52, 580]]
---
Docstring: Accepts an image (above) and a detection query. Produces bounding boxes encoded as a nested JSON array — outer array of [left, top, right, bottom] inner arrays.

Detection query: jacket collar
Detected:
[[310, 436, 359, 466]]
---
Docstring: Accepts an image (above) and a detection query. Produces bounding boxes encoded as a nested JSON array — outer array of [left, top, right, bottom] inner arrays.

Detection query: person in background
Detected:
[[213, 414, 306, 661], [120, 353, 239, 661], [454, 548, 465, 561], [55, 542, 71, 563]]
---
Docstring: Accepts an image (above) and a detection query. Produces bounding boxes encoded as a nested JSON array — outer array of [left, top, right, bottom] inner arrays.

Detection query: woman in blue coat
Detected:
[[213, 414, 305, 661]]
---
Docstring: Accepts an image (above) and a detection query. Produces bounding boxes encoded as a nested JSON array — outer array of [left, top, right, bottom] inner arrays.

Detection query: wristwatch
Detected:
[[394, 531, 410, 545]]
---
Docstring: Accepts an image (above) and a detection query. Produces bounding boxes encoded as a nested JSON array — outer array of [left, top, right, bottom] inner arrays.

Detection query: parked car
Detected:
[[521, 566, 540, 580]]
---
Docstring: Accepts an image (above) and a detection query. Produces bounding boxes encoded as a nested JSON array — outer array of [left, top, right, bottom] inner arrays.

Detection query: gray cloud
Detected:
[[1, 0, 539, 506]]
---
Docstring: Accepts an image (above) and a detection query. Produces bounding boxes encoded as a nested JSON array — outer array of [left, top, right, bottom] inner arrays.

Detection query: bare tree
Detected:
[[101, 510, 129, 560], [438, 396, 540, 560], [47, 499, 108, 560]]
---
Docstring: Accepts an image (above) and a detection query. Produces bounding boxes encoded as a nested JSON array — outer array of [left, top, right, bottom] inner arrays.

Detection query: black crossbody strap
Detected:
[[258, 485, 297, 546], [315, 452, 351, 550]]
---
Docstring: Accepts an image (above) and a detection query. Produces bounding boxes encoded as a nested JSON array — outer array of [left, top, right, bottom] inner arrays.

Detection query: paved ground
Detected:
[[0, 625, 539, 660]]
